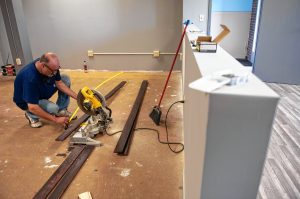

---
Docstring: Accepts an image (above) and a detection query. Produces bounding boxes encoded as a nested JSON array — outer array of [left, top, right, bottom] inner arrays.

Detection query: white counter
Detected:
[[183, 25, 279, 199]]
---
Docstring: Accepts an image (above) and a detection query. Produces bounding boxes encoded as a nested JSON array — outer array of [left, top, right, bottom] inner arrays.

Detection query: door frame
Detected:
[[206, 0, 263, 64]]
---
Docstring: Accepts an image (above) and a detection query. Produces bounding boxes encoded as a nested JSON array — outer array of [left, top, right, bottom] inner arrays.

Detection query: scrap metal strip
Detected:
[[114, 80, 148, 154]]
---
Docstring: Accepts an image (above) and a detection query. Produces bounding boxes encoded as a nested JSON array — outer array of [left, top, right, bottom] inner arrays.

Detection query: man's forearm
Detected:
[[28, 104, 57, 122], [57, 82, 77, 99]]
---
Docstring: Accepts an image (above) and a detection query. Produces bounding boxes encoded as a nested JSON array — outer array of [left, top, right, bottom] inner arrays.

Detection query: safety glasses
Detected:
[[44, 64, 60, 77]]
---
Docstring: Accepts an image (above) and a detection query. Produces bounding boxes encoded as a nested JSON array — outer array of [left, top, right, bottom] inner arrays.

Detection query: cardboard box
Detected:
[[195, 24, 230, 53], [197, 41, 217, 53]]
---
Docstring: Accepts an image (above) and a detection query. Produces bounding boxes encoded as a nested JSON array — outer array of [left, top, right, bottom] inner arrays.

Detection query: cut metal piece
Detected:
[[33, 146, 85, 199], [48, 146, 95, 199], [114, 80, 148, 155], [122, 119, 137, 156], [56, 114, 90, 141]]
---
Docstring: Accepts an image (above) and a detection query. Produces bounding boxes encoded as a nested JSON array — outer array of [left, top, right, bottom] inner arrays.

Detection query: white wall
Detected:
[[254, 0, 300, 84], [211, 12, 251, 58], [21, 0, 183, 70]]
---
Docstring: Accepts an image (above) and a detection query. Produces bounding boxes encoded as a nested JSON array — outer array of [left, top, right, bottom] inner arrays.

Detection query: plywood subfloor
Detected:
[[0, 71, 183, 199]]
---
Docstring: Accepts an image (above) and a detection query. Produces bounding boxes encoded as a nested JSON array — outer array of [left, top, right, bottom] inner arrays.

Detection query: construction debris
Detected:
[[78, 192, 93, 199]]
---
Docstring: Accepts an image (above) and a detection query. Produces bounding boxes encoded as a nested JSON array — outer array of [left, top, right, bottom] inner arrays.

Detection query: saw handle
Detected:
[[81, 86, 102, 109]]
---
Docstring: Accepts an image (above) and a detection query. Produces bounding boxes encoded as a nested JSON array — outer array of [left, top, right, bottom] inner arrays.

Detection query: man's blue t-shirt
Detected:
[[13, 59, 61, 110]]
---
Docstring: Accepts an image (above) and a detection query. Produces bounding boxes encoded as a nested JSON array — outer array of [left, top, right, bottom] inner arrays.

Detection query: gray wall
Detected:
[[211, 12, 251, 58], [0, 0, 33, 68], [254, 0, 300, 84], [21, 0, 183, 70], [183, 0, 209, 33], [11, 0, 32, 65], [0, 49, 3, 65], [0, 6, 13, 66]]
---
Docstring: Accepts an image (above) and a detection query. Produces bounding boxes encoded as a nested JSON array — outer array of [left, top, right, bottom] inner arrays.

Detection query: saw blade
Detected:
[[92, 90, 107, 107]]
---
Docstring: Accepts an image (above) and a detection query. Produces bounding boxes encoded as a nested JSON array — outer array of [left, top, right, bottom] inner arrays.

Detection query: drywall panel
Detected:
[[22, 0, 183, 70], [254, 0, 300, 84], [201, 94, 278, 199], [183, 36, 209, 199]]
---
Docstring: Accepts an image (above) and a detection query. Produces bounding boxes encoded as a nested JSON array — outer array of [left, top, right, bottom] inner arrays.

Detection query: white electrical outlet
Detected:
[[199, 15, 205, 22], [88, 50, 94, 57], [153, 50, 160, 58], [16, 58, 21, 65]]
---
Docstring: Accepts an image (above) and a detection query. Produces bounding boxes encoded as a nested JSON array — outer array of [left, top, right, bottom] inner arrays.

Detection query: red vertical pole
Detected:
[[158, 20, 190, 107]]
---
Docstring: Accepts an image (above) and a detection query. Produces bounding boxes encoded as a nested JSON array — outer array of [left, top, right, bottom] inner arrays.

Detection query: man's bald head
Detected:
[[40, 52, 60, 70]]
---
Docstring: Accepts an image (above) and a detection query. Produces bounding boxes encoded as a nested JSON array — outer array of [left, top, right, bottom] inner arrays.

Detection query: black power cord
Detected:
[[106, 130, 122, 136], [106, 100, 185, 154], [163, 100, 185, 153]]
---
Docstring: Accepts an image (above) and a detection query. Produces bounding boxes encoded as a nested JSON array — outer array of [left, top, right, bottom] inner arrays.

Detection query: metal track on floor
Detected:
[[114, 80, 148, 155]]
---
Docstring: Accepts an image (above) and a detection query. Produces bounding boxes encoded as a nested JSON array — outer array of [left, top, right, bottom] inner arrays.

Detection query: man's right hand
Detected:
[[28, 103, 70, 127], [54, 116, 69, 127]]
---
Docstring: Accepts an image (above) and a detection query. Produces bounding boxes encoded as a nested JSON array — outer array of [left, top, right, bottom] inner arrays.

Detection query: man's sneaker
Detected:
[[25, 112, 42, 128], [56, 109, 77, 120]]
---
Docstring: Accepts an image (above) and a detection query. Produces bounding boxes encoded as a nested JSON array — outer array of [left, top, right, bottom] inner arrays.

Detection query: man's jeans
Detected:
[[26, 74, 71, 120]]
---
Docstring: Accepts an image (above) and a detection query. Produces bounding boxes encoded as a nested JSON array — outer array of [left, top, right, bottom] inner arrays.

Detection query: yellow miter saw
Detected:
[[70, 86, 112, 147]]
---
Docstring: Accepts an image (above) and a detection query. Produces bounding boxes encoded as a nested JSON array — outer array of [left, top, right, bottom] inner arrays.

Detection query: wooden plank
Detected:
[[33, 145, 85, 199], [114, 80, 148, 154], [56, 81, 127, 141], [48, 146, 95, 199]]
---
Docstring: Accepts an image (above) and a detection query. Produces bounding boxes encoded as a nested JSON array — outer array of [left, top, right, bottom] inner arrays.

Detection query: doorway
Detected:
[[207, 0, 262, 67]]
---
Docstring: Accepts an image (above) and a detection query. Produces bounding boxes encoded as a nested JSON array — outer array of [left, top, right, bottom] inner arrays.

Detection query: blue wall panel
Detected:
[[212, 0, 253, 12]]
